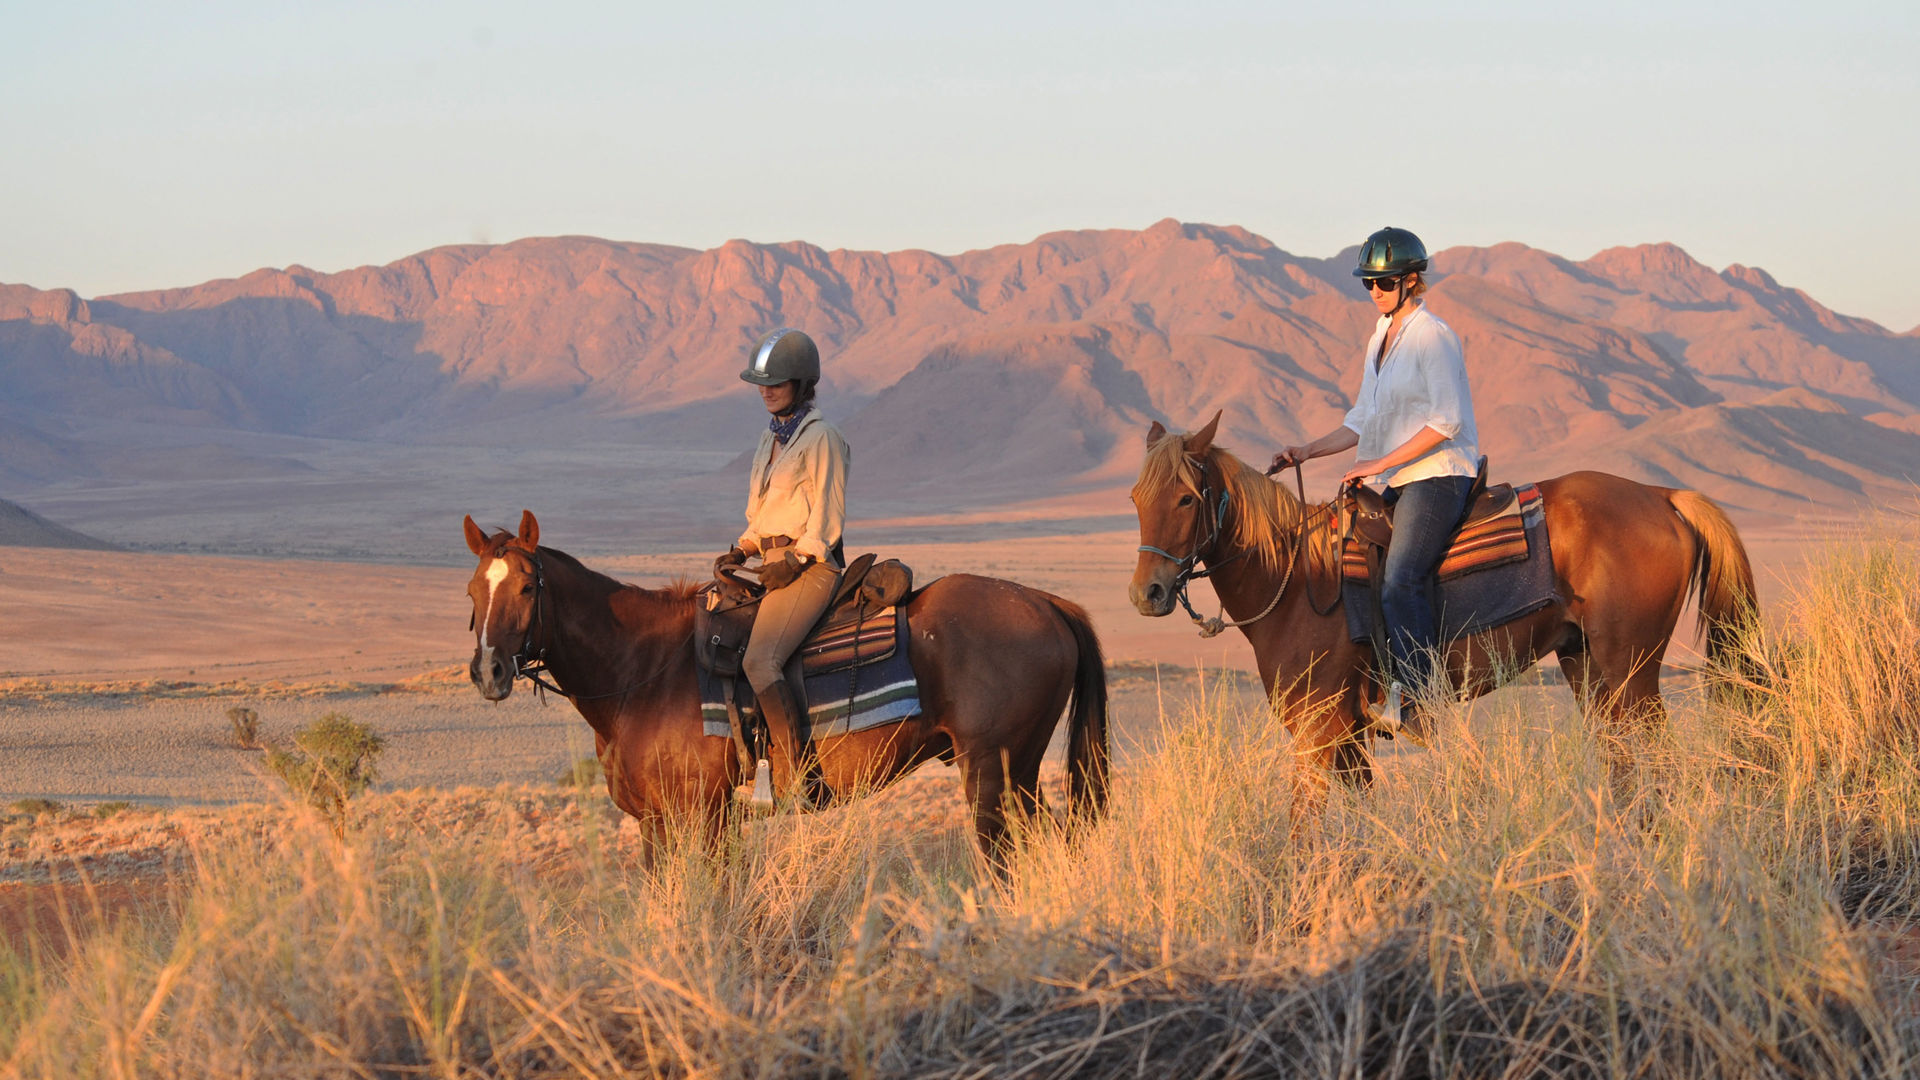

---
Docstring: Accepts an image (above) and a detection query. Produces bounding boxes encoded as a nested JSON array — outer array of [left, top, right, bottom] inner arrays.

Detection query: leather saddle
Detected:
[[1346, 455, 1512, 550]]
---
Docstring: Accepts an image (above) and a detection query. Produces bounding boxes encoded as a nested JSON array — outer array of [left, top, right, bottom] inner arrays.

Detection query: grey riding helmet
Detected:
[[740, 328, 821, 386], [1353, 227, 1430, 279]]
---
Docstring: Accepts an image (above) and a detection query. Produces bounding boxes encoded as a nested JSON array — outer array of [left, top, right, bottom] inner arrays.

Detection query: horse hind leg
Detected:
[[1567, 640, 1671, 800], [959, 751, 1018, 874]]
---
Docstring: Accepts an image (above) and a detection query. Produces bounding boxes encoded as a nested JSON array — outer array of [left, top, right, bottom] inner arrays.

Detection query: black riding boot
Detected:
[[754, 678, 810, 810]]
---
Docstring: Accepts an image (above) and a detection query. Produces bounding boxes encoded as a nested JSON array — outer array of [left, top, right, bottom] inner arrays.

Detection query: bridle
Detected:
[[477, 547, 689, 704], [1138, 457, 1344, 638], [1135, 455, 1236, 591]]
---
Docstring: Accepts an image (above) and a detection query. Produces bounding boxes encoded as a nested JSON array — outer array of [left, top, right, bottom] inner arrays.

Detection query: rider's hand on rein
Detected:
[[759, 550, 807, 590]]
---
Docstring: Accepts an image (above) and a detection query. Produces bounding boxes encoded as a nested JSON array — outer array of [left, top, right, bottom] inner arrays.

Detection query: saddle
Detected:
[[693, 553, 916, 775], [1340, 456, 1539, 584], [1346, 456, 1504, 548]]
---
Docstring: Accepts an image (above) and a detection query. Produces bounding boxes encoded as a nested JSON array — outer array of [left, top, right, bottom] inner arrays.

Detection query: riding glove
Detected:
[[759, 550, 807, 590], [713, 546, 748, 577]]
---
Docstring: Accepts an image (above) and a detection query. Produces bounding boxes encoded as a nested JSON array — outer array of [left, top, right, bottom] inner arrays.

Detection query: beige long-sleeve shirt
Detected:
[[738, 410, 850, 564]]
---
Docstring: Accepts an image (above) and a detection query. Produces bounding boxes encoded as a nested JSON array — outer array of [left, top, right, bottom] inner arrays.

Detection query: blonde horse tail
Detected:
[[1048, 595, 1111, 822], [1667, 489, 1761, 678]]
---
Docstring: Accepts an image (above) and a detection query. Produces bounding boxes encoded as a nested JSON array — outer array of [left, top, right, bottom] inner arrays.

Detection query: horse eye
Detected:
[[1177, 494, 1195, 507], [520, 584, 533, 595]]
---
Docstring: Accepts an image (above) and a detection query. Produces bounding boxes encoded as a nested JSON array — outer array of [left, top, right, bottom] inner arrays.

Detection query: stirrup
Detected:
[[1373, 682, 1433, 749], [750, 758, 774, 811], [1378, 682, 1404, 732]]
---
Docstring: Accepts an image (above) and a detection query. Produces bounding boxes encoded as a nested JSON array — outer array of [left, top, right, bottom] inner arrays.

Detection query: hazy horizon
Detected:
[[6, 2, 1916, 331]]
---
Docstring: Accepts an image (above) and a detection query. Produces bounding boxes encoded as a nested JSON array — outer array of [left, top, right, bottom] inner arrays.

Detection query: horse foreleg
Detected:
[[1284, 696, 1366, 839]]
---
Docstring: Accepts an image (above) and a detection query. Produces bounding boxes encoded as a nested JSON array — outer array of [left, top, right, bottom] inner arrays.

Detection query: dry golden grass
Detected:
[[4, 531, 1920, 1077]]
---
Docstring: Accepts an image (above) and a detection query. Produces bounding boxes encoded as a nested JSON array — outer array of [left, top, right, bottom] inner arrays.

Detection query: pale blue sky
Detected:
[[4, 1, 1916, 330]]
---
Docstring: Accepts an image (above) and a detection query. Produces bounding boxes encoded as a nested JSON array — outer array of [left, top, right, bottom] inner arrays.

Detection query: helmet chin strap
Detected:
[[1387, 278, 1414, 318]]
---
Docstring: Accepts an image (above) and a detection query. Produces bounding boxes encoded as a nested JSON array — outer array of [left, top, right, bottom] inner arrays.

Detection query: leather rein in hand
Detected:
[[1137, 458, 1342, 639]]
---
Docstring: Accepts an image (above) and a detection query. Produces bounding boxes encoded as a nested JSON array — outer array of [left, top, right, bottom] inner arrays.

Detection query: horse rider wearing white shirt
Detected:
[[1271, 227, 1481, 738]]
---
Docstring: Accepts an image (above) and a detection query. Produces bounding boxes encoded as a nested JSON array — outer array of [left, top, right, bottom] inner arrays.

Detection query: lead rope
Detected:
[[1182, 537, 1296, 638]]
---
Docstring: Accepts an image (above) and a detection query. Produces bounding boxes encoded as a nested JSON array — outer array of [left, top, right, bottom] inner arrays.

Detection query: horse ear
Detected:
[[463, 515, 488, 556], [1146, 420, 1167, 445], [1185, 411, 1223, 456], [516, 510, 539, 551]]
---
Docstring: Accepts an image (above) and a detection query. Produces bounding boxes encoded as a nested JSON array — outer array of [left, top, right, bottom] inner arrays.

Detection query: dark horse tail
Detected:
[[1667, 489, 1762, 680], [1047, 595, 1111, 821]]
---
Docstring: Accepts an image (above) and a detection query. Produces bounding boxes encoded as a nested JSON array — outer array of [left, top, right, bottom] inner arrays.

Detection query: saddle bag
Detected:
[[695, 585, 756, 678], [859, 559, 913, 608]]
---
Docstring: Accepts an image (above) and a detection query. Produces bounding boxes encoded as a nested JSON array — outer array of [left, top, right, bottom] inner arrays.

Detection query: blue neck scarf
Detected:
[[769, 402, 812, 446]]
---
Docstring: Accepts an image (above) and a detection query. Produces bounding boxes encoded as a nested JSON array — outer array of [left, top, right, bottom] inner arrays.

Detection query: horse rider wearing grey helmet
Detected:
[[1270, 227, 1481, 740], [714, 327, 851, 806]]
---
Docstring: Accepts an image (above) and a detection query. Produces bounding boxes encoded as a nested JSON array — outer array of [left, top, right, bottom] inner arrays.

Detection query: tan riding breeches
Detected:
[[743, 561, 841, 695]]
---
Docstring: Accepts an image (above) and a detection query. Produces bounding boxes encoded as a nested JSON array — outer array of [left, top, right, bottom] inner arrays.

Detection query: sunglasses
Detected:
[[1361, 276, 1404, 293]]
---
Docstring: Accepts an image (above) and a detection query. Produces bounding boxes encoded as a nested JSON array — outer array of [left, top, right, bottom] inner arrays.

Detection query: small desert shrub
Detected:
[[226, 706, 261, 749], [8, 798, 62, 818], [266, 713, 385, 834], [93, 801, 133, 819], [557, 754, 604, 789]]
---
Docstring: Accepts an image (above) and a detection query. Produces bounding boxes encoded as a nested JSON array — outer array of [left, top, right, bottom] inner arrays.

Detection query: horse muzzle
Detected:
[[470, 645, 515, 701], [1129, 574, 1177, 618]]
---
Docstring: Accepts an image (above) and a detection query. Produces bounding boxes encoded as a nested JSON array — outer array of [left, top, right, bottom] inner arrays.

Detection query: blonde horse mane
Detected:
[[1133, 429, 1336, 578]]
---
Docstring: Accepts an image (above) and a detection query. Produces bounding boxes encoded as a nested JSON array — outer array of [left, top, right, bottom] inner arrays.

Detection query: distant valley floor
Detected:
[[0, 521, 1863, 804]]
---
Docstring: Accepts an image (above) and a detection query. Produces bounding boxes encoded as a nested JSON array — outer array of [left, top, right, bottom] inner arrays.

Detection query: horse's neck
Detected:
[[540, 559, 691, 708], [1207, 497, 1338, 632]]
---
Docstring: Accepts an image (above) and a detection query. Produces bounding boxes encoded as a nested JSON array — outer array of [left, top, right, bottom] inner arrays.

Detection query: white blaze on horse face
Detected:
[[481, 558, 511, 647]]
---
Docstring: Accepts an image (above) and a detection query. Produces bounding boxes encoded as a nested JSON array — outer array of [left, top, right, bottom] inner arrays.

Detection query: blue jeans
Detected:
[[1380, 475, 1476, 690]]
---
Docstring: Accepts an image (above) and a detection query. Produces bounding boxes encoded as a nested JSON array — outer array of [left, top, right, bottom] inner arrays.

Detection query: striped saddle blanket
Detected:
[[1342, 483, 1559, 644], [696, 605, 921, 741]]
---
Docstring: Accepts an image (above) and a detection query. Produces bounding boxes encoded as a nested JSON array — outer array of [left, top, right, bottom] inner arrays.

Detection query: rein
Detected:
[[1141, 459, 1341, 638], [508, 549, 692, 704]]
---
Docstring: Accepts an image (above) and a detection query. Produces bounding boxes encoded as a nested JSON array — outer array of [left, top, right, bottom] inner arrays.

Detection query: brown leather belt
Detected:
[[759, 535, 844, 570]]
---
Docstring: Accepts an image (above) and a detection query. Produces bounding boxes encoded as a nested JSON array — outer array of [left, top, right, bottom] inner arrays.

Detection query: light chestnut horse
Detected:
[[463, 511, 1109, 859], [1128, 414, 1758, 815]]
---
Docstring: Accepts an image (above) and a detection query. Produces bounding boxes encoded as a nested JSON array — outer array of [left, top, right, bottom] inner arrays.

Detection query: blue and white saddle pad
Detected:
[[696, 611, 921, 740]]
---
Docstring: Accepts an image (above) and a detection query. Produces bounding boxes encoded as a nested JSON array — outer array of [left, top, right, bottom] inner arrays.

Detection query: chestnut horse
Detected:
[[1128, 414, 1757, 815], [462, 511, 1109, 858]]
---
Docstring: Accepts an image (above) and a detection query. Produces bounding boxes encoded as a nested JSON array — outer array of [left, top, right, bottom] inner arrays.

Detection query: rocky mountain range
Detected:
[[3, 220, 1916, 549]]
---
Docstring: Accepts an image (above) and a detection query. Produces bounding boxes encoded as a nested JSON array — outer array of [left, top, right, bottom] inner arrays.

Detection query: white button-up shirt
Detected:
[[1341, 304, 1480, 488]]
